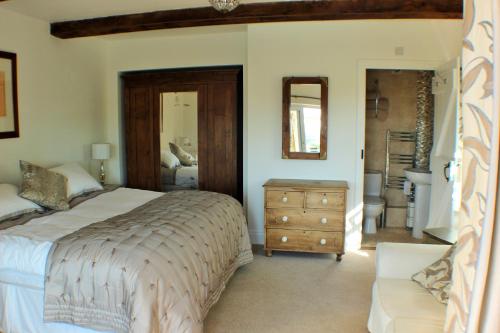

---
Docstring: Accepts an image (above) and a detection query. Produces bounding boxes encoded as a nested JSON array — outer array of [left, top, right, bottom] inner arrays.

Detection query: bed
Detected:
[[0, 187, 253, 333], [161, 165, 198, 191]]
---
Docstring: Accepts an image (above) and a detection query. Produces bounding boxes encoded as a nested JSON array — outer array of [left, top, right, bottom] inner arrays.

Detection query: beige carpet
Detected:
[[205, 249, 375, 333]]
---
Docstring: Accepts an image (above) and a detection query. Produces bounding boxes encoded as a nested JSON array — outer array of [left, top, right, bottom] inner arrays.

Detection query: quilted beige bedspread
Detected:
[[44, 190, 253, 333]]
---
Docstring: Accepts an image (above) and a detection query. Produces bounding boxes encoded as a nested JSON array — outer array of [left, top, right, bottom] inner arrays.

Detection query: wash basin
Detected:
[[404, 168, 432, 185], [405, 168, 432, 239]]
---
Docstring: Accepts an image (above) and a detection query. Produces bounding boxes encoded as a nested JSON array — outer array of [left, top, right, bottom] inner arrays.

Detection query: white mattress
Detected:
[[0, 188, 162, 279], [175, 165, 198, 188]]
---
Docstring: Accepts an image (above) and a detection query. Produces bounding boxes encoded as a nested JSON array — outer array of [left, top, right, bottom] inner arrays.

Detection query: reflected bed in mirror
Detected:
[[282, 77, 328, 160], [160, 91, 199, 192]]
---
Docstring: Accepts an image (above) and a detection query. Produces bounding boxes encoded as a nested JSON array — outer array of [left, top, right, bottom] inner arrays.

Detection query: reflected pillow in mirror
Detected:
[[169, 143, 194, 166], [161, 150, 181, 169]]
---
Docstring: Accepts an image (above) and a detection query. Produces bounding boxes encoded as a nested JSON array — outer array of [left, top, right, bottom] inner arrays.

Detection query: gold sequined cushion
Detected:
[[169, 142, 194, 166], [19, 161, 70, 211], [412, 244, 456, 304]]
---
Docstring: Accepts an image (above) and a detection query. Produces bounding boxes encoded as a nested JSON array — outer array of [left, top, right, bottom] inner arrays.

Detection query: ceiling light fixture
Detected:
[[209, 0, 240, 13]]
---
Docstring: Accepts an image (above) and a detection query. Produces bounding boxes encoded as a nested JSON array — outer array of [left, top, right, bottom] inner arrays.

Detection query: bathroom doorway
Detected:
[[362, 70, 428, 248], [351, 58, 463, 249]]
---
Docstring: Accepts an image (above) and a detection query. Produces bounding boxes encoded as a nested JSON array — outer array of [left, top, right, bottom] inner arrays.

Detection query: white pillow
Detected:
[[0, 184, 43, 222], [50, 162, 103, 199], [161, 150, 181, 169]]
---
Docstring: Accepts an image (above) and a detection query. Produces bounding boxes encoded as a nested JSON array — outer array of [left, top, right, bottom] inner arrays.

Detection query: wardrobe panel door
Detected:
[[204, 82, 238, 198], [124, 86, 160, 190]]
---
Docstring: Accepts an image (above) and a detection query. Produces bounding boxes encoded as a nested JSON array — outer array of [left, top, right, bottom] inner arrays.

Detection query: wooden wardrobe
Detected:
[[122, 66, 243, 202]]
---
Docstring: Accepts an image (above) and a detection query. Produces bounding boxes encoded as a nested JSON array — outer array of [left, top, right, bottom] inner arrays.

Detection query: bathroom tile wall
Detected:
[[365, 70, 418, 227]]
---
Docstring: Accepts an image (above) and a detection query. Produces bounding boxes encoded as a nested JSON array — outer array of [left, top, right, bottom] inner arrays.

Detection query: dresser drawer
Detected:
[[266, 209, 344, 231], [266, 228, 343, 253], [306, 192, 345, 210], [266, 190, 304, 208]]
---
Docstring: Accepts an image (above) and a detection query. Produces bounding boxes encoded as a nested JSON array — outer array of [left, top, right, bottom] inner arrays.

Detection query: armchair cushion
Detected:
[[376, 243, 451, 280], [412, 244, 456, 304]]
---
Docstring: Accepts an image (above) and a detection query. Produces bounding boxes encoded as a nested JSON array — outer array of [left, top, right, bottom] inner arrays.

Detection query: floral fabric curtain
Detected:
[[445, 0, 499, 332]]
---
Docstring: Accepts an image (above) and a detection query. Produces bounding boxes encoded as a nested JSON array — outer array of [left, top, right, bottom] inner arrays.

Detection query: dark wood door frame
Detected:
[[122, 65, 244, 202]]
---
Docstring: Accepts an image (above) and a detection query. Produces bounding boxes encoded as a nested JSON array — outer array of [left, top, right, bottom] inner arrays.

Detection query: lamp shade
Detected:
[[92, 143, 111, 160]]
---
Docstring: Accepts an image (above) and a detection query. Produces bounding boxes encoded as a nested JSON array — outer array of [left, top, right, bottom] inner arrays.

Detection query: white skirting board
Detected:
[[249, 230, 264, 245]]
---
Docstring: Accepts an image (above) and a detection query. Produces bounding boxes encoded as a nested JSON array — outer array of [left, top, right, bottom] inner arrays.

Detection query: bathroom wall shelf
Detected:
[[385, 130, 416, 189]]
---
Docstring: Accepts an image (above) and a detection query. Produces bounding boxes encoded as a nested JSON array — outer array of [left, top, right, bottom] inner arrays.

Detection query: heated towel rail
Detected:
[[385, 130, 416, 190]]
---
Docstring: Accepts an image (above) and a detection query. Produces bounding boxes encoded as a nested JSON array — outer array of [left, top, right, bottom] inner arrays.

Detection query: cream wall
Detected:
[[0, 8, 105, 184], [102, 20, 462, 247], [246, 21, 461, 247], [0, 9, 462, 249]]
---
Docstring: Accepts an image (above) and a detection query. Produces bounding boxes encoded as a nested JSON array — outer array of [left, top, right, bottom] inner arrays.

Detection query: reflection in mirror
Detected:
[[290, 84, 322, 153], [160, 92, 199, 192], [282, 77, 328, 160]]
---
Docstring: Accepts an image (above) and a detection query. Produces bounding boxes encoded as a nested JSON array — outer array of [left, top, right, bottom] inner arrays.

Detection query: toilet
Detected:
[[363, 170, 386, 234]]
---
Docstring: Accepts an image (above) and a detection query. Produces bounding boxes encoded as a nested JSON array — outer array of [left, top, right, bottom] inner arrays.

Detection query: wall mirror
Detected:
[[282, 77, 328, 160]]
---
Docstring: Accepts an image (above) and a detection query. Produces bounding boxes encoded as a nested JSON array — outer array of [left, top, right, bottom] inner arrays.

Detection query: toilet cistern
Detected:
[[404, 168, 432, 238]]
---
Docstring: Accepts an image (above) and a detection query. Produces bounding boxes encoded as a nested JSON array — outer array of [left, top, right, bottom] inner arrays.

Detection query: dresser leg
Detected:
[[265, 249, 273, 257], [336, 253, 344, 262]]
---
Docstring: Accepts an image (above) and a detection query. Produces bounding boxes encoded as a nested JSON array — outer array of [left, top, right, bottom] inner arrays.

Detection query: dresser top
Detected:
[[263, 179, 349, 189]]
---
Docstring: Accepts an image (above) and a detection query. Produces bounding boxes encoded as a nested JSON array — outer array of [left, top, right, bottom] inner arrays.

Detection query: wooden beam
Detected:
[[51, 0, 463, 39]]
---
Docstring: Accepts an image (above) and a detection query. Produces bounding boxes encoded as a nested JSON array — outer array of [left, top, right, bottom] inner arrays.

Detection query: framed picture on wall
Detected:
[[0, 51, 19, 139]]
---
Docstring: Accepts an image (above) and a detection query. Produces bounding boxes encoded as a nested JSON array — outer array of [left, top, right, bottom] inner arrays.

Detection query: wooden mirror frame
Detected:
[[282, 76, 328, 160]]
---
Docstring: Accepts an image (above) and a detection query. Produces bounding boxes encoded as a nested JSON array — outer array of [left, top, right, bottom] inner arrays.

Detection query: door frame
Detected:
[[121, 65, 244, 202], [353, 59, 441, 247]]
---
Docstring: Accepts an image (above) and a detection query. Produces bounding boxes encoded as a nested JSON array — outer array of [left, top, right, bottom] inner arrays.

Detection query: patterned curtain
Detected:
[[445, 0, 498, 331]]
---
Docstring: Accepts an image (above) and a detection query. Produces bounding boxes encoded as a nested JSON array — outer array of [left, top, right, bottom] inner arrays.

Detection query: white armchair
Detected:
[[368, 243, 451, 333]]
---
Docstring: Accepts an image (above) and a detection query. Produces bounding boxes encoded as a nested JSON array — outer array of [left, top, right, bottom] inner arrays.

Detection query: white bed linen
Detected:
[[0, 188, 162, 276], [175, 165, 198, 188], [0, 188, 162, 333], [0, 271, 111, 333]]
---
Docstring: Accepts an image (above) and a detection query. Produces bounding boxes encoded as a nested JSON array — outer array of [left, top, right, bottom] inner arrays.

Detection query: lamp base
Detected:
[[99, 161, 106, 185]]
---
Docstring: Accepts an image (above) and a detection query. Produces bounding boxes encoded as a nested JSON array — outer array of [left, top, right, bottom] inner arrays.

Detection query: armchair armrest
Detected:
[[376, 242, 451, 280]]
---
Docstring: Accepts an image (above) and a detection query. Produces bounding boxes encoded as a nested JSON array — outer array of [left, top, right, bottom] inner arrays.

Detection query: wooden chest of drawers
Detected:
[[263, 179, 349, 261]]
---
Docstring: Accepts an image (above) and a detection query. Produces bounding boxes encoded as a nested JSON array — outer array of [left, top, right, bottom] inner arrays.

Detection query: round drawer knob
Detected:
[[282, 197, 288, 203], [321, 198, 328, 205], [320, 217, 328, 224], [320, 239, 327, 246], [282, 216, 289, 223], [281, 236, 288, 243]]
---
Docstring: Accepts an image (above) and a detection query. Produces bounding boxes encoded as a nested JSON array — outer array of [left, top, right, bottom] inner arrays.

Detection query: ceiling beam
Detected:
[[51, 0, 463, 39]]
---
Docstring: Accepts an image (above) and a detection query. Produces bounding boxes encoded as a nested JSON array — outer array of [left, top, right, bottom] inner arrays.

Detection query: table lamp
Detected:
[[91, 143, 111, 185]]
